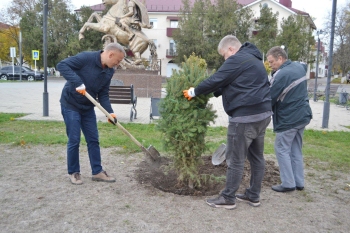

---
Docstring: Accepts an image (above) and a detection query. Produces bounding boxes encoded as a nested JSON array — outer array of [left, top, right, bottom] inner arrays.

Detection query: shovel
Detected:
[[84, 92, 160, 161], [211, 143, 226, 165]]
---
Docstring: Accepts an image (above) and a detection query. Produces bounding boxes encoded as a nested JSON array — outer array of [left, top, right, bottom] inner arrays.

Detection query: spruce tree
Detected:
[[157, 54, 217, 188]]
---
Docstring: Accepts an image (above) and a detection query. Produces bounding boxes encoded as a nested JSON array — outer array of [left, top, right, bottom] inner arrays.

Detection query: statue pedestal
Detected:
[[113, 69, 162, 98]]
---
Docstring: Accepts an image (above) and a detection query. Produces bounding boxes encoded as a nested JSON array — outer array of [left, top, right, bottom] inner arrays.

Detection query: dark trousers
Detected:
[[61, 106, 103, 175], [221, 117, 271, 202]]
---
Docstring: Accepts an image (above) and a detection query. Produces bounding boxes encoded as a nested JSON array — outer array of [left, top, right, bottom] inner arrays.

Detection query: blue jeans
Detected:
[[274, 123, 308, 188], [221, 117, 271, 202], [61, 106, 103, 175]]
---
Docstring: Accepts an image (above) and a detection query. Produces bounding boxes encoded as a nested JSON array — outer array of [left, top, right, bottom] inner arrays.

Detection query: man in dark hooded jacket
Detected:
[[183, 35, 272, 209], [266, 46, 312, 192]]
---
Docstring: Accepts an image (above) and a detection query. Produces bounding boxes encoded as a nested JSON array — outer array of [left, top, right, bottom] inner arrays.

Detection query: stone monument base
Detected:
[[112, 69, 163, 98]]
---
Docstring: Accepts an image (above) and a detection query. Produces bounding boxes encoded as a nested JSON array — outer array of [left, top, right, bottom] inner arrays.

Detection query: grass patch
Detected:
[[0, 113, 350, 171], [331, 77, 341, 83]]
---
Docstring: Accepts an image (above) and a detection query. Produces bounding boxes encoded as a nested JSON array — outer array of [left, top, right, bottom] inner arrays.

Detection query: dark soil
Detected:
[[136, 155, 281, 196]]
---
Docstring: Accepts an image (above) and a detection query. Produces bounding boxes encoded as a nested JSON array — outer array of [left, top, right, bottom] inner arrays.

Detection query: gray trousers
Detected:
[[221, 117, 271, 202], [274, 123, 308, 188]]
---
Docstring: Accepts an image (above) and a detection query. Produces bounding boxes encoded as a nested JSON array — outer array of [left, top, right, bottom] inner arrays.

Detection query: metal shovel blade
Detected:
[[212, 143, 226, 165], [142, 145, 160, 161]]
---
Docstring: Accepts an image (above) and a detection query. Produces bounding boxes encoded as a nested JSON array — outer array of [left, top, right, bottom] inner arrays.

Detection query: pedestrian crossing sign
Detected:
[[32, 50, 39, 60]]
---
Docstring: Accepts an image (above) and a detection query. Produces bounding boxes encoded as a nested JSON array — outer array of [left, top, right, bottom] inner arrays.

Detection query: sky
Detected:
[[1, 0, 349, 30]]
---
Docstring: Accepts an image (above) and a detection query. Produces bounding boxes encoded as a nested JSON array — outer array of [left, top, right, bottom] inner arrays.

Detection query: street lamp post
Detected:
[[322, 0, 337, 129], [43, 0, 49, 116], [313, 30, 323, 102]]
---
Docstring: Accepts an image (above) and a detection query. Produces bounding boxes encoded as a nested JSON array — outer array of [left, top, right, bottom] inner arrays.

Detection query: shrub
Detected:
[[157, 54, 217, 188]]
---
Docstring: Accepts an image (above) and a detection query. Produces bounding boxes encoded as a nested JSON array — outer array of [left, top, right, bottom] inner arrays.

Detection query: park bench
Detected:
[[318, 84, 340, 101], [109, 84, 137, 121]]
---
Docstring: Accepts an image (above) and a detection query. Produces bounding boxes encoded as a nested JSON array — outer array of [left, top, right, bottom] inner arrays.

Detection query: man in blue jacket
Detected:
[[266, 46, 312, 192], [183, 35, 272, 209], [57, 43, 125, 185]]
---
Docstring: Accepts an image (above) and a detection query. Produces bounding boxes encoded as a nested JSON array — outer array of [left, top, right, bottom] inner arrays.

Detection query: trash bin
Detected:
[[339, 91, 348, 105]]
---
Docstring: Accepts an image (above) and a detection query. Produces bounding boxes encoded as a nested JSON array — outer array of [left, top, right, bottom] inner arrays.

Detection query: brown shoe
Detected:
[[92, 171, 116, 183], [70, 172, 83, 185]]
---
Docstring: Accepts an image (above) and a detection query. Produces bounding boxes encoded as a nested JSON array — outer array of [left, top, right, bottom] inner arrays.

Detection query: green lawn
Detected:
[[1, 112, 349, 172]]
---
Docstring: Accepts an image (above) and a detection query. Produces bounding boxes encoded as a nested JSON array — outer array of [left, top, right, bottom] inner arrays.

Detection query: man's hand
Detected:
[[183, 87, 196, 100], [76, 84, 86, 95], [108, 113, 117, 125]]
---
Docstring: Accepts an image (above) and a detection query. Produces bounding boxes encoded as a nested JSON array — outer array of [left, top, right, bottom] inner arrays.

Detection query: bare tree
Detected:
[[322, 2, 350, 75]]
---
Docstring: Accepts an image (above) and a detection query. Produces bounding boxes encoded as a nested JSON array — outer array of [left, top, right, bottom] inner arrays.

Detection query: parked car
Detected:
[[0, 66, 44, 81]]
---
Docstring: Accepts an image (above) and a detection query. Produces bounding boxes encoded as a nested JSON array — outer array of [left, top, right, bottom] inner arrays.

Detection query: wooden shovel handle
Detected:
[[84, 92, 143, 148]]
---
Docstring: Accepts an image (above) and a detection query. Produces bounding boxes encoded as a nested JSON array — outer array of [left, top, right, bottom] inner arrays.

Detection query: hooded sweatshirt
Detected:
[[194, 42, 271, 118]]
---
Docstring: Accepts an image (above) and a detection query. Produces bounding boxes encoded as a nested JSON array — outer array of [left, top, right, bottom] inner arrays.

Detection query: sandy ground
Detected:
[[0, 144, 349, 233]]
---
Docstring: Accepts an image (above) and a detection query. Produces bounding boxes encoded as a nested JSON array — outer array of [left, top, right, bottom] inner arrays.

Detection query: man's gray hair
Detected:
[[105, 42, 126, 56], [266, 46, 288, 60], [217, 35, 242, 53]]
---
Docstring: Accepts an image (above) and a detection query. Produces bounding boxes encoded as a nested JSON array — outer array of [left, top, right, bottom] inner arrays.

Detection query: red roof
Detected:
[[0, 22, 11, 29], [76, 0, 309, 17], [76, 0, 251, 12], [288, 7, 309, 16]]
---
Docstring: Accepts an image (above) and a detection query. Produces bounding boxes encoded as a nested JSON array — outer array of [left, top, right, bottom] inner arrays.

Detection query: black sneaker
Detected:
[[205, 195, 236, 210], [236, 193, 261, 207]]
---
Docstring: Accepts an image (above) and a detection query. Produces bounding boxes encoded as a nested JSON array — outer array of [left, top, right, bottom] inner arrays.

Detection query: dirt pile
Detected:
[[136, 156, 281, 196]]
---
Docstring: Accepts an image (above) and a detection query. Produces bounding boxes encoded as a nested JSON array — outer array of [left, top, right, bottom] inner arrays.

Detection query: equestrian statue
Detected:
[[79, 0, 158, 69]]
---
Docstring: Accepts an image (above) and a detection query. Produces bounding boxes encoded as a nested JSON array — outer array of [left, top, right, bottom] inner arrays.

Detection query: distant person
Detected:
[[57, 42, 125, 185], [183, 35, 272, 209], [266, 46, 312, 192]]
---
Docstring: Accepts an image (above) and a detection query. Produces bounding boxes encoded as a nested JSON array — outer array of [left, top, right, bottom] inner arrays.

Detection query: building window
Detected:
[[150, 18, 158, 29], [170, 20, 178, 28], [169, 39, 176, 53]]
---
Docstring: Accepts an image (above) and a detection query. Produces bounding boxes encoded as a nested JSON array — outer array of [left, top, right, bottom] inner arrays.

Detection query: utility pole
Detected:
[[313, 30, 323, 102], [322, 0, 337, 128], [43, 0, 49, 116], [19, 31, 22, 81]]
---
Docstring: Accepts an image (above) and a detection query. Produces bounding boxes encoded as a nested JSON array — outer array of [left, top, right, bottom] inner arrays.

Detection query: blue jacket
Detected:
[[57, 51, 114, 114], [271, 60, 312, 132], [194, 42, 271, 117]]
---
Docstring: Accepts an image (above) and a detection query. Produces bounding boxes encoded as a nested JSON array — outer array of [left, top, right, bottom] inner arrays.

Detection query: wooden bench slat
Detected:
[[110, 87, 132, 91], [110, 99, 133, 104], [110, 86, 131, 89], [110, 89, 132, 92]]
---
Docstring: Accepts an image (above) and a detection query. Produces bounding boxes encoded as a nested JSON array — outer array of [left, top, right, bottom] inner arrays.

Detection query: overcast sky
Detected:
[[1, 0, 349, 30]]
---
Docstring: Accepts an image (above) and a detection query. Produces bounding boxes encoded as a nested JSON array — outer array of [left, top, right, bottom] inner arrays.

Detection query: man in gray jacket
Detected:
[[266, 46, 312, 192]]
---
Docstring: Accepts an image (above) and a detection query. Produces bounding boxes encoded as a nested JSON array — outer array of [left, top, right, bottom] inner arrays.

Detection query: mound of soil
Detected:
[[136, 156, 281, 196]]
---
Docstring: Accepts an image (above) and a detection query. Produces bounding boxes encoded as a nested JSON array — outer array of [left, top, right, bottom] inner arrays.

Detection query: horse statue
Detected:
[[79, 0, 157, 68]]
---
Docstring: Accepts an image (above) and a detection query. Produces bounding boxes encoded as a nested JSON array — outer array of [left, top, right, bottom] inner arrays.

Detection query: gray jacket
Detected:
[[270, 60, 312, 132]]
